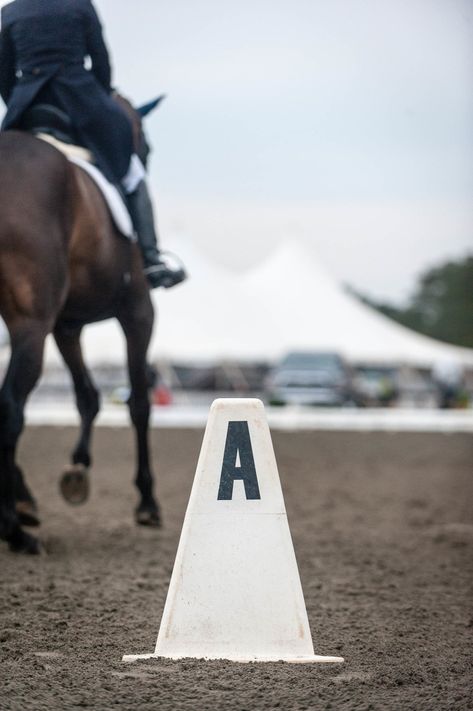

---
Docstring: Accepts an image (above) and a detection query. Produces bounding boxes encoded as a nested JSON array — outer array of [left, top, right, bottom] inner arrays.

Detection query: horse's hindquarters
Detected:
[[0, 132, 74, 554]]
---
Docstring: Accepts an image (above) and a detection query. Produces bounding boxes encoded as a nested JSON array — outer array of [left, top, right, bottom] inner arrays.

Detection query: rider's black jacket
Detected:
[[0, 0, 133, 182]]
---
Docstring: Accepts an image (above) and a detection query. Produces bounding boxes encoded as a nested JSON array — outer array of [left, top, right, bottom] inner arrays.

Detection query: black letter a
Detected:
[[217, 421, 261, 500]]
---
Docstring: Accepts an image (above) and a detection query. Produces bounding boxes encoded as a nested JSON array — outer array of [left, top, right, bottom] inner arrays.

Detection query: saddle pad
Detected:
[[37, 134, 135, 241], [37, 132, 94, 162]]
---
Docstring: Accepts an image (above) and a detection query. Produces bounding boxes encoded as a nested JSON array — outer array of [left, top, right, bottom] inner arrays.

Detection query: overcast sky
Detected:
[[1, 0, 472, 302]]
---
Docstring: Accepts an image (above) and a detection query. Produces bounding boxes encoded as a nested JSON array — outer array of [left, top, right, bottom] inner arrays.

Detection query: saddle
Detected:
[[19, 103, 77, 145], [19, 103, 93, 162]]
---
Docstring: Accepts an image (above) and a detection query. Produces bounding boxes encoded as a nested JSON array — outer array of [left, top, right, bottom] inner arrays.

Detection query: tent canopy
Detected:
[[2, 238, 472, 369]]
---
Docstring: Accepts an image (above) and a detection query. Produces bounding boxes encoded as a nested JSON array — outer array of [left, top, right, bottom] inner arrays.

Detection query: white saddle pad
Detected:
[[70, 157, 135, 240], [37, 133, 135, 241]]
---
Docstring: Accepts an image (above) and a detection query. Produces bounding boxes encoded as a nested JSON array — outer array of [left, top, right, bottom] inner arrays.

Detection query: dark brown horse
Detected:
[[0, 99, 161, 554]]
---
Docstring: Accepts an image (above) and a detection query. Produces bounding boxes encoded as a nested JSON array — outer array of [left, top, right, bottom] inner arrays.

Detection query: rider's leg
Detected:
[[122, 158, 187, 290]]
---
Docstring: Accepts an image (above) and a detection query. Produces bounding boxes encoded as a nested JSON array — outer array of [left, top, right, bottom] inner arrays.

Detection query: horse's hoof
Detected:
[[135, 505, 162, 528], [16, 499, 41, 527], [60, 464, 90, 505], [8, 528, 42, 555]]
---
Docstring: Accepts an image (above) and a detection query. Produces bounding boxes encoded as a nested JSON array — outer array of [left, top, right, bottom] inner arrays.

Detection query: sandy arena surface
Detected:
[[0, 426, 472, 711]]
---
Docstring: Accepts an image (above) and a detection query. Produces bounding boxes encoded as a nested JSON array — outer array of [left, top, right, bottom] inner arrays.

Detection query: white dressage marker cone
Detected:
[[123, 399, 343, 664]]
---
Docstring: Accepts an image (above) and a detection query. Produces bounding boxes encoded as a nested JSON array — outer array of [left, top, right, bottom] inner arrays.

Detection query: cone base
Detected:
[[122, 652, 344, 664]]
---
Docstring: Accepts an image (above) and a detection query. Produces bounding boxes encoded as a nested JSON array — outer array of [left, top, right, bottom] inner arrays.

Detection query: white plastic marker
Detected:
[[123, 399, 343, 663]]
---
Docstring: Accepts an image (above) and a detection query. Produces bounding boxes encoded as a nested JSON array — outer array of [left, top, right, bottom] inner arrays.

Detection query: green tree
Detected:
[[351, 255, 473, 348]]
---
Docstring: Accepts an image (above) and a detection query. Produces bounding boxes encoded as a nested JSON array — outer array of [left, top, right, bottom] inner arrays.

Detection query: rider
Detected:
[[0, 0, 186, 290]]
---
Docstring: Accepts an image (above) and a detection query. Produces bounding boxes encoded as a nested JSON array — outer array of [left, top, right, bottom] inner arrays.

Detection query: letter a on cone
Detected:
[[123, 399, 343, 663]]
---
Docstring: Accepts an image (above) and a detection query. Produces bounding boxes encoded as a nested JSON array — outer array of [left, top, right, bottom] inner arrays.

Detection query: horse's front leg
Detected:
[[54, 324, 100, 505], [118, 293, 160, 527]]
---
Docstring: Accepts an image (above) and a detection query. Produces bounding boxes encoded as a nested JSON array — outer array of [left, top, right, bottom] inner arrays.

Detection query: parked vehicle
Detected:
[[353, 366, 400, 407], [265, 351, 356, 406]]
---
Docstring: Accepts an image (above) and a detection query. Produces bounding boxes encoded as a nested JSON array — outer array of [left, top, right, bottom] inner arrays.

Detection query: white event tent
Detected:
[[1, 238, 473, 369]]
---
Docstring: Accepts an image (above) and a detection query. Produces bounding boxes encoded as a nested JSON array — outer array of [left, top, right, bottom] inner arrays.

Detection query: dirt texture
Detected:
[[0, 427, 472, 711]]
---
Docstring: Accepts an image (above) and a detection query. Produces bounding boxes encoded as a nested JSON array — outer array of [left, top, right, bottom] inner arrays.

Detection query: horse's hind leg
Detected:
[[54, 324, 100, 505], [14, 463, 40, 527], [0, 319, 48, 553]]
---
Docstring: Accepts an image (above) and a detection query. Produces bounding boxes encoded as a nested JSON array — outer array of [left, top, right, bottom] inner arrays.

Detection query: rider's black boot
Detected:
[[126, 180, 187, 289]]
